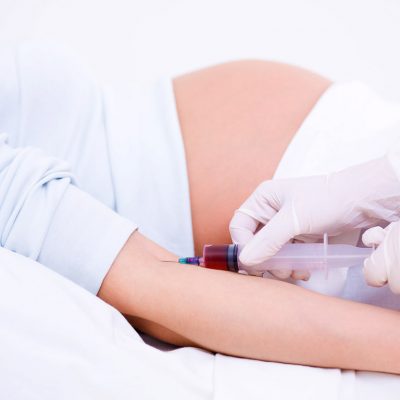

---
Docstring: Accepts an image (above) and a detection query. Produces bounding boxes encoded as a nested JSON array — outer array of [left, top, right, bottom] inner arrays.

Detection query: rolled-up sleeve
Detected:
[[0, 134, 137, 294]]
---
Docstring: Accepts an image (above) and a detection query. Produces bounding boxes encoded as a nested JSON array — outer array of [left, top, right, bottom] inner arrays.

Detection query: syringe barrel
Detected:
[[201, 243, 373, 272], [202, 244, 239, 272]]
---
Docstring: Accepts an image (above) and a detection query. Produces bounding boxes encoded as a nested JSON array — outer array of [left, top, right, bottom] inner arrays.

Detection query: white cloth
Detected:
[[102, 78, 193, 256], [2, 245, 400, 400], [214, 353, 400, 400], [274, 81, 400, 309], [0, 246, 214, 400]]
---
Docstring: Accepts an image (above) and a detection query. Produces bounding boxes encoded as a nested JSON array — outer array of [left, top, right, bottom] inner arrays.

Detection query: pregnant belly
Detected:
[[173, 60, 331, 255]]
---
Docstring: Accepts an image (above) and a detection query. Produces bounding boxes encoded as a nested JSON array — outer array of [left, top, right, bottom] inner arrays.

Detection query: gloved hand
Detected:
[[362, 222, 400, 294], [229, 156, 400, 277]]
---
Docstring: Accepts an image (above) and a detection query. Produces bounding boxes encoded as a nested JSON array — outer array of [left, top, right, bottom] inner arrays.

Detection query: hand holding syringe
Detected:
[[226, 157, 400, 283]]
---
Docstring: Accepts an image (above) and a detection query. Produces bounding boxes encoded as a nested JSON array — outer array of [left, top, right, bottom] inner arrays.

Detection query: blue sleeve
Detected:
[[0, 134, 136, 294]]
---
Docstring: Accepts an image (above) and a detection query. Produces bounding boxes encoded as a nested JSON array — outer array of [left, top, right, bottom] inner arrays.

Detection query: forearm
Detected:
[[125, 316, 196, 347], [99, 231, 400, 373]]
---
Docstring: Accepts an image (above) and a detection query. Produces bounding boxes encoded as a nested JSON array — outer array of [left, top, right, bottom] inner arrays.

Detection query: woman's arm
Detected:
[[99, 230, 400, 374], [125, 316, 196, 347]]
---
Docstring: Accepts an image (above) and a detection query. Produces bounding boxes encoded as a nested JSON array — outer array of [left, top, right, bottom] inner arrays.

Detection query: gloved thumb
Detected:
[[239, 205, 296, 267], [362, 226, 388, 288], [362, 223, 400, 294], [361, 226, 387, 248]]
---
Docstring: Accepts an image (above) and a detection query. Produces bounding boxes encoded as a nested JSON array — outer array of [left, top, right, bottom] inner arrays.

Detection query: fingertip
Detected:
[[363, 257, 387, 288], [291, 270, 311, 281], [237, 208, 296, 266], [270, 269, 292, 279], [389, 281, 400, 295], [238, 246, 258, 267], [229, 211, 259, 245], [229, 228, 253, 245], [361, 226, 386, 247]]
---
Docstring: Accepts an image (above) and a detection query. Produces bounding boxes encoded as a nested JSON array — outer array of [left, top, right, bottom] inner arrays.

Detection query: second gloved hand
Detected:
[[229, 156, 400, 277], [362, 222, 400, 294]]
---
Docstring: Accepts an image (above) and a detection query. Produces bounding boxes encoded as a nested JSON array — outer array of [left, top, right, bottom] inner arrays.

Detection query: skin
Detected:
[[97, 60, 400, 373]]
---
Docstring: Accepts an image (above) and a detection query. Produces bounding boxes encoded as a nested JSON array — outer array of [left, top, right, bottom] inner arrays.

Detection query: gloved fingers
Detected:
[[269, 268, 310, 281], [229, 210, 260, 245], [293, 234, 322, 244], [242, 179, 282, 214], [363, 240, 389, 288], [290, 269, 311, 281], [230, 180, 281, 236], [246, 268, 264, 277], [229, 198, 278, 244], [362, 226, 387, 247], [382, 222, 400, 294], [239, 205, 296, 267], [362, 222, 400, 293], [269, 269, 292, 279]]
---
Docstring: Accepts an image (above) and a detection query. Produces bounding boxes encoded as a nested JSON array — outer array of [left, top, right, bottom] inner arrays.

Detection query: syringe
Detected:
[[178, 242, 373, 273]]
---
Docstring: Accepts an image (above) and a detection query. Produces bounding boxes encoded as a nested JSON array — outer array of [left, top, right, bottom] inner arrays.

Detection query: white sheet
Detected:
[[2, 246, 400, 399], [0, 247, 214, 400], [214, 354, 400, 400]]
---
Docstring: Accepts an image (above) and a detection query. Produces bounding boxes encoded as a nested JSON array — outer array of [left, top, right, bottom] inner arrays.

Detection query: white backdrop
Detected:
[[1, 0, 400, 100]]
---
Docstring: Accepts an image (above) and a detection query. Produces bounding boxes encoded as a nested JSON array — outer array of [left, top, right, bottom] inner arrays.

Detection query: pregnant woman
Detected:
[[1, 42, 400, 376]]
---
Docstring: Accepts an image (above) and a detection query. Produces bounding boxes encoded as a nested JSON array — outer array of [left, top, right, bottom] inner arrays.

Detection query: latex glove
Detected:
[[362, 222, 400, 294], [229, 156, 400, 277]]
